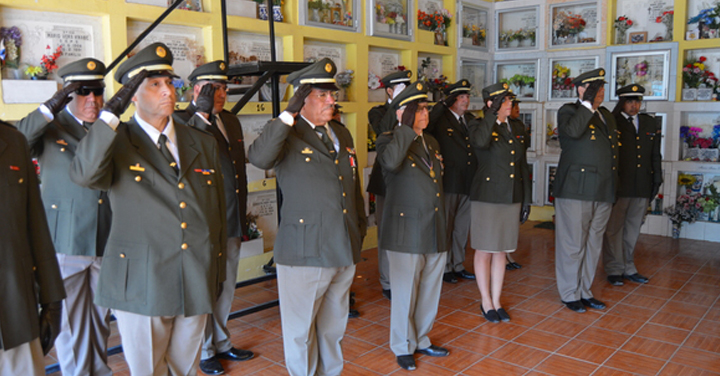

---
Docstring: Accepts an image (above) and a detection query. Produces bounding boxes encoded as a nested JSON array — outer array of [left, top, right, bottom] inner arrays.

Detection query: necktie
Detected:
[[82, 122, 92, 132], [459, 116, 467, 130], [501, 122, 511, 133], [157, 134, 178, 174], [628, 116, 636, 132], [316, 126, 336, 156]]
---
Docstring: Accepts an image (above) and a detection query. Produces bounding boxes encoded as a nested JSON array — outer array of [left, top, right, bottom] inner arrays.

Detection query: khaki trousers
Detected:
[[554, 198, 612, 302], [0, 338, 44, 376], [603, 197, 648, 276], [387, 251, 446, 356], [443, 193, 471, 273], [375, 195, 390, 290], [55, 253, 112, 376], [113, 310, 207, 376], [202, 237, 242, 360], [276, 264, 355, 376]]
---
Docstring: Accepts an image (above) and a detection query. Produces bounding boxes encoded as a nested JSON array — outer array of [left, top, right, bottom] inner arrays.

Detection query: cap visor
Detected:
[[312, 82, 340, 91]]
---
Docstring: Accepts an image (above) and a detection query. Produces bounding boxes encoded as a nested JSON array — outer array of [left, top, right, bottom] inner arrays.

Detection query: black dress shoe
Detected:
[[216, 347, 254, 361], [199, 357, 224, 375], [348, 309, 360, 318], [496, 308, 511, 322], [415, 344, 449, 357], [510, 262, 522, 269], [443, 272, 458, 284], [397, 355, 416, 370], [481, 305, 500, 323], [562, 300, 587, 313], [455, 269, 476, 280], [581, 298, 606, 310], [624, 273, 649, 284], [382, 289, 392, 300], [607, 275, 624, 286]]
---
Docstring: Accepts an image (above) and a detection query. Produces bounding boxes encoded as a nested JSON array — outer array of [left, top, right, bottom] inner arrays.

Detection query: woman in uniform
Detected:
[[376, 81, 449, 371], [469, 83, 531, 323]]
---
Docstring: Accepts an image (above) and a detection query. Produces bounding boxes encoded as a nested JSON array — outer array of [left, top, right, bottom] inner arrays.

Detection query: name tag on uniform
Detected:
[[129, 164, 145, 172], [56, 139, 68, 146], [301, 147, 313, 154], [194, 168, 215, 175]]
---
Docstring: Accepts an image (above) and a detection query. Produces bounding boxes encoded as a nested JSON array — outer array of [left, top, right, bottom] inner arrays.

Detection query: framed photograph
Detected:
[[629, 31, 648, 44], [460, 60, 487, 104], [496, 6, 539, 51], [368, 0, 411, 40], [302, 0, 359, 32], [545, 162, 558, 206], [549, 1, 599, 47], [518, 109, 535, 151], [459, 3, 488, 49], [548, 57, 599, 101], [494, 60, 539, 101], [610, 50, 670, 100]]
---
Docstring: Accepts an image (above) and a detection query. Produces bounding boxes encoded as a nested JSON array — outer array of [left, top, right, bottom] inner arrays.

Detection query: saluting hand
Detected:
[[102, 69, 149, 117], [489, 94, 505, 114], [582, 81, 603, 107], [285, 84, 313, 116], [44, 81, 84, 115], [195, 83, 216, 118]]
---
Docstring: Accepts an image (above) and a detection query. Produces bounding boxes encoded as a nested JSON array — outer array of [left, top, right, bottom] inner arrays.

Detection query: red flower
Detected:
[[699, 56, 707, 62], [618, 17, 625, 21], [627, 20, 633, 26], [656, 17, 662, 23]]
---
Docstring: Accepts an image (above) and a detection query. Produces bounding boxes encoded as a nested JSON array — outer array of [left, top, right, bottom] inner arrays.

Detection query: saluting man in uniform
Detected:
[[173, 61, 254, 375], [376, 81, 449, 371], [427, 79, 477, 284], [70, 42, 227, 375], [248, 58, 367, 376], [603, 84, 662, 286], [554, 68, 618, 313], [367, 70, 412, 300], [15, 58, 113, 376], [0, 121, 66, 376]]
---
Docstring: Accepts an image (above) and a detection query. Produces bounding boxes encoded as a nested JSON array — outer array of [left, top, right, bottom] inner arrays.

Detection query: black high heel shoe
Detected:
[[481, 304, 500, 323]]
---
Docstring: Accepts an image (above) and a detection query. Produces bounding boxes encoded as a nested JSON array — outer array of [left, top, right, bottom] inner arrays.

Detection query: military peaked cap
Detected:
[[571, 68, 606, 86], [287, 58, 338, 90], [189, 60, 228, 83], [616, 84, 645, 98], [380, 70, 412, 88], [444, 79, 472, 95], [390, 80, 428, 109], [115, 42, 178, 84]]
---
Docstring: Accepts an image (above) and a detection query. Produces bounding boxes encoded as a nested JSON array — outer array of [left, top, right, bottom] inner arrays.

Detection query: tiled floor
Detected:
[[47, 221, 720, 375]]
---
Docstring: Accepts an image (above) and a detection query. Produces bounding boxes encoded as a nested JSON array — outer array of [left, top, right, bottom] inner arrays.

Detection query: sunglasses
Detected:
[[75, 87, 105, 96]]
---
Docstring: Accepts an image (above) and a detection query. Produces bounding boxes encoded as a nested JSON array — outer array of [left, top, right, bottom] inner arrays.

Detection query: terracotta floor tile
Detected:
[[649, 311, 701, 331], [342, 335, 380, 362], [534, 317, 587, 337], [461, 357, 528, 376], [345, 317, 375, 334], [592, 314, 644, 335], [632, 285, 677, 299], [504, 282, 546, 297], [551, 308, 604, 326], [661, 300, 710, 318], [355, 302, 391, 325], [513, 329, 571, 352], [606, 303, 657, 321], [426, 322, 471, 347], [249, 337, 285, 363], [557, 339, 616, 364], [351, 347, 400, 375], [619, 293, 667, 310], [437, 310, 485, 331], [503, 309, 547, 327], [533, 354, 599, 376], [635, 323, 691, 345], [472, 321, 528, 341], [446, 332, 507, 355], [576, 326, 631, 348], [438, 293, 480, 310], [620, 336, 679, 360], [338, 362, 384, 376], [658, 362, 720, 376], [513, 298, 564, 316], [696, 319, 720, 338], [705, 307, 720, 323], [245, 364, 291, 376], [684, 332, 720, 354], [489, 342, 551, 368], [347, 323, 389, 347], [217, 355, 275, 375], [604, 350, 666, 375], [671, 347, 720, 372], [591, 366, 643, 376], [415, 346, 484, 372], [672, 291, 718, 307]]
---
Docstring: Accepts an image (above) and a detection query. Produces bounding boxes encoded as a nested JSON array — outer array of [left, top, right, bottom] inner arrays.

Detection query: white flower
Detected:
[[368, 72, 381, 90]]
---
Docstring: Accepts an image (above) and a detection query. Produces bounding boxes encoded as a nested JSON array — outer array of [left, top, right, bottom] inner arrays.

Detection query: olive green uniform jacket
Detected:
[[427, 102, 477, 195], [248, 117, 367, 267], [70, 117, 227, 317], [15, 109, 111, 256], [376, 125, 446, 254], [0, 124, 66, 350], [367, 102, 398, 196], [554, 102, 619, 203], [614, 113, 663, 198], [174, 105, 248, 238], [468, 113, 531, 205]]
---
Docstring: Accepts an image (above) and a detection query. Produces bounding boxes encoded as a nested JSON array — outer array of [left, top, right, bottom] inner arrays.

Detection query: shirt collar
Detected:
[[450, 109, 462, 121], [134, 113, 177, 147], [301, 115, 327, 130], [65, 107, 85, 126]]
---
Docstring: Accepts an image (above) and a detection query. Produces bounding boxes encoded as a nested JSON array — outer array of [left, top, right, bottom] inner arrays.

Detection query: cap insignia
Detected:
[[462, 80, 467, 85], [503, 83, 509, 89], [219, 62, 225, 70], [156, 46, 167, 58], [632, 86, 638, 91], [325, 63, 332, 73], [416, 83, 423, 90], [599, 69, 605, 76], [87, 61, 96, 70]]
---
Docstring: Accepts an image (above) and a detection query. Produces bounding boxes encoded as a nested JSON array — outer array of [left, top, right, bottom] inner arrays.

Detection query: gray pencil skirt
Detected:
[[470, 201, 521, 253]]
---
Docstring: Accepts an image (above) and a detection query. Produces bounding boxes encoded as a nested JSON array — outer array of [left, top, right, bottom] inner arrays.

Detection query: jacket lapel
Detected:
[[175, 123, 200, 179], [0, 134, 7, 159], [56, 110, 87, 148], [296, 118, 332, 158], [126, 118, 178, 181]]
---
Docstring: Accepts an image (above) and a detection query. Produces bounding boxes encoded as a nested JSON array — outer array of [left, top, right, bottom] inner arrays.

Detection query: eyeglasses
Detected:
[[75, 87, 105, 96], [314, 91, 339, 101]]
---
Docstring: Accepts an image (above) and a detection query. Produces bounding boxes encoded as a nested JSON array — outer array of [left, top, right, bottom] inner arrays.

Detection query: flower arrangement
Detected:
[[552, 64, 573, 91], [335, 70, 353, 89], [417, 9, 452, 32], [462, 24, 486, 46], [41, 45, 62, 75], [655, 10, 674, 40], [682, 56, 717, 88], [376, 2, 406, 27], [614, 15, 634, 44], [173, 78, 191, 101], [687, 6, 720, 29], [553, 11, 586, 37], [664, 192, 703, 230], [245, 212, 263, 240], [0, 26, 22, 69], [678, 173, 698, 186]]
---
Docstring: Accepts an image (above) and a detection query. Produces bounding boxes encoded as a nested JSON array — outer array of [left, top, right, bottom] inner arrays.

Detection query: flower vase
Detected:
[[520, 38, 532, 47], [272, 5, 283, 22], [509, 39, 519, 48], [31, 75, 48, 80], [310, 8, 320, 22], [671, 225, 680, 239], [616, 29, 626, 44], [258, 3, 268, 20]]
